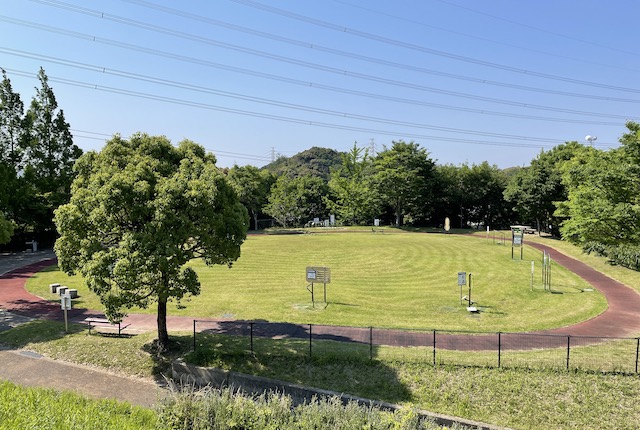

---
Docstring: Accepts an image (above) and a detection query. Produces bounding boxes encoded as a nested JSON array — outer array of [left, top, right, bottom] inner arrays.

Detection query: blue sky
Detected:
[[1, 0, 639, 168]]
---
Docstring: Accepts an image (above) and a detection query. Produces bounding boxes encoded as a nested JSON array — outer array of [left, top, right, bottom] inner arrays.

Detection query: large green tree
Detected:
[[21, 68, 82, 240], [264, 174, 328, 227], [54, 134, 248, 351], [373, 141, 435, 226], [0, 69, 25, 168], [327, 143, 379, 225], [0, 69, 24, 244], [557, 123, 640, 247], [458, 162, 512, 229], [226, 165, 274, 230], [504, 142, 583, 235]]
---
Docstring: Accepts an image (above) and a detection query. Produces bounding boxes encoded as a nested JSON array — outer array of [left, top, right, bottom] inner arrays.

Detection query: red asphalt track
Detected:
[[1, 240, 639, 352]]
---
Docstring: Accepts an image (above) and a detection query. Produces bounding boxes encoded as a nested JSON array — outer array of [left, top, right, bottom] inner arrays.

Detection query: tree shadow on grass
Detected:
[[187, 326, 413, 404], [142, 333, 194, 379], [0, 319, 85, 348]]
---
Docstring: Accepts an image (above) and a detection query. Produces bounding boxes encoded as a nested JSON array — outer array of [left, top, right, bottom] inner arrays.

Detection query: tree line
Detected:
[[2, 68, 639, 272], [226, 123, 640, 271], [228, 142, 516, 231], [0, 68, 82, 249]]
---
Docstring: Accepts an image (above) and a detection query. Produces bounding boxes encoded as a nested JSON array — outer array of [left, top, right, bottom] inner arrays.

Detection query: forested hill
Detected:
[[262, 147, 344, 181]]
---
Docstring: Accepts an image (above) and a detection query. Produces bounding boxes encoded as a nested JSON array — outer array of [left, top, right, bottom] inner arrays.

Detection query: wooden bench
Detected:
[[84, 317, 130, 335]]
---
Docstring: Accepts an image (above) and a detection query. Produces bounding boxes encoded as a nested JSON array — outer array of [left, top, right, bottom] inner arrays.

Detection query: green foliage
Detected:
[[0, 68, 24, 167], [263, 174, 328, 227], [504, 141, 584, 234], [584, 241, 640, 271], [327, 143, 379, 225], [226, 165, 274, 230], [262, 146, 344, 181], [0, 213, 13, 244], [557, 125, 640, 250], [54, 133, 248, 350], [0, 68, 81, 246], [373, 141, 436, 226], [439, 162, 511, 229], [0, 381, 157, 429], [20, 68, 82, 238]]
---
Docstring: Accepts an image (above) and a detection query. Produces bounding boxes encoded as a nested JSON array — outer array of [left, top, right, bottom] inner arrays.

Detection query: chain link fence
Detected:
[[193, 320, 640, 374]]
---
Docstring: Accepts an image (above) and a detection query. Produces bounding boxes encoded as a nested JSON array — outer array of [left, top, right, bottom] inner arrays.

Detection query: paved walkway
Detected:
[[0, 348, 166, 408]]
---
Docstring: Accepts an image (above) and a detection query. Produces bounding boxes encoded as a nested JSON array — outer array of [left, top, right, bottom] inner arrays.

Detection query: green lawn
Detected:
[[28, 231, 605, 332], [0, 381, 157, 429]]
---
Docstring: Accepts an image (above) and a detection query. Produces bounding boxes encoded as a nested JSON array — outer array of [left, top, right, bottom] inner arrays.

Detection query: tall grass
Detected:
[[158, 385, 456, 430]]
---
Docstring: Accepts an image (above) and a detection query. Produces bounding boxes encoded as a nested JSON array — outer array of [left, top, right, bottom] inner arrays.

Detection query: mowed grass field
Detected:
[[28, 231, 606, 332]]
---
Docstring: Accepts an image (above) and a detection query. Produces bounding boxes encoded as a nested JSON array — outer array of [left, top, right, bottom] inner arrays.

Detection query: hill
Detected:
[[262, 147, 344, 181]]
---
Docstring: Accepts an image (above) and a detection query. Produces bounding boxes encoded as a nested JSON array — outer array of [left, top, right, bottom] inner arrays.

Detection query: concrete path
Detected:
[[0, 348, 166, 408]]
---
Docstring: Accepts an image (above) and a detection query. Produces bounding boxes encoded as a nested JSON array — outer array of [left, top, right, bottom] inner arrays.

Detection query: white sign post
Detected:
[[61, 293, 72, 333], [458, 271, 466, 305]]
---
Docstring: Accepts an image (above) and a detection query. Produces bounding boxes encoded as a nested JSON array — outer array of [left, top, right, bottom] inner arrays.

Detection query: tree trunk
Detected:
[[157, 296, 169, 352], [252, 211, 259, 231]]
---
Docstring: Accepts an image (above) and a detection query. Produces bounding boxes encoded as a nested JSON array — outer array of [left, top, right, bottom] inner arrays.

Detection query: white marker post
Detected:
[[458, 271, 466, 305], [61, 293, 72, 333], [531, 261, 534, 291]]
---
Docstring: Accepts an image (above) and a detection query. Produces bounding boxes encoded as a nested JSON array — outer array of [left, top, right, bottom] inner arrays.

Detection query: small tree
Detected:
[[54, 134, 248, 351]]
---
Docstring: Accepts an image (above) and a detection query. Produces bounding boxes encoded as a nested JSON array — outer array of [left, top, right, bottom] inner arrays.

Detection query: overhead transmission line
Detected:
[[111, 0, 640, 101], [30, 0, 640, 104], [1, 16, 635, 123], [227, 0, 640, 94], [6, 67, 592, 149], [434, 0, 640, 59], [67, 128, 273, 163], [0, 46, 628, 129]]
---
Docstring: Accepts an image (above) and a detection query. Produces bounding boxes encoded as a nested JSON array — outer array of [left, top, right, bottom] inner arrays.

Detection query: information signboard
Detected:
[[457, 272, 466, 286]]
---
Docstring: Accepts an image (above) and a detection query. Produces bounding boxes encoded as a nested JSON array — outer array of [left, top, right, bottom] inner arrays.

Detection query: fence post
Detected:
[[566, 335, 571, 371], [309, 324, 312, 358], [250, 322, 254, 354], [193, 320, 196, 351], [369, 326, 373, 361], [433, 330, 436, 367], [636, 337, 640, 373], [498, 332, 502, 368]]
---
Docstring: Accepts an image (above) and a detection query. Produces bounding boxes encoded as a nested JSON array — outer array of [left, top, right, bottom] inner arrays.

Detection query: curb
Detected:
[[172, 359, 512, 430]]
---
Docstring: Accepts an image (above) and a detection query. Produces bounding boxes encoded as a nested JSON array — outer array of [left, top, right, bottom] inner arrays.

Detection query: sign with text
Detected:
[[306, 266, 331, 283], [457, 272, 466, 286]]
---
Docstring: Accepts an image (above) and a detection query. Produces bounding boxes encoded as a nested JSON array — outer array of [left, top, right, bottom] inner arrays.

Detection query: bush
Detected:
[[583, 241, 640, 271]]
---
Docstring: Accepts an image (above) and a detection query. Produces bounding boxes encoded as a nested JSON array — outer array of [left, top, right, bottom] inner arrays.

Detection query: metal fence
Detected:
[[193, 320, 640, 374]]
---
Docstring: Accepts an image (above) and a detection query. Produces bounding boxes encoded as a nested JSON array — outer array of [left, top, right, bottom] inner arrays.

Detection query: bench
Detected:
[[84, 317, 130, 335]]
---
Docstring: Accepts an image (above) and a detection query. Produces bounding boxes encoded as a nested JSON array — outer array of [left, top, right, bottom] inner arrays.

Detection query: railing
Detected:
[[193, 320, 640, 374]]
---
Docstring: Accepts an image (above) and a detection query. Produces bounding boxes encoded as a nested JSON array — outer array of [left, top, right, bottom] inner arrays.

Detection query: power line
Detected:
[[330, 0, 640, 73], [109, 0, 640, 101], [228, 0, 640, 94], [5, 68, 614, 150], [0, 20, 635, 123], [2, 66, 604, 145], [435, 0, 640, 59]]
